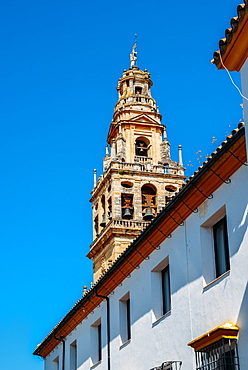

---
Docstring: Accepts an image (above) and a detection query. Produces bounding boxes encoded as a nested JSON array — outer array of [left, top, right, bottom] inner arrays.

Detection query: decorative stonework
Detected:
[[89, 63, 186, 282]]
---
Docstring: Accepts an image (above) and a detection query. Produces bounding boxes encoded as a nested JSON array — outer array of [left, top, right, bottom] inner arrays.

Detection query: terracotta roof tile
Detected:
[[212, 1, 248, 70]]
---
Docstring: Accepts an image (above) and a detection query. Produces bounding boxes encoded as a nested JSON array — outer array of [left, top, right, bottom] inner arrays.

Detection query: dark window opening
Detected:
[[98, 324, 102, 362], [213, 216, 230, 278], [142, 185, 157, 220], [162, 265, 171, 315], [108, 197, 112, 220], [135, 139, 148, 157], [94, 216, 99, 236], [126, 298, 131, 340], [135, 87, 142, 94], [165, 185, 177, 193], [121, 181, 133, 188], [122, 194, 133, 219]]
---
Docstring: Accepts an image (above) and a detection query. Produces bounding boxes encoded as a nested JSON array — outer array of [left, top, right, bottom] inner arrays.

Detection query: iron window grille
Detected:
[[150, 361, 182, 370], [195, 338, 240, 370]]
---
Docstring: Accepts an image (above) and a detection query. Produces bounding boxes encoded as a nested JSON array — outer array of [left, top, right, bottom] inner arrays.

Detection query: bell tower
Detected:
[[88, 44, 186, 282]]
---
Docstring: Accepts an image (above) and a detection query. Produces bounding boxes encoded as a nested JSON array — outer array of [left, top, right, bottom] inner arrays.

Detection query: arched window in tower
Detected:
[[141, 184, 157, 221], [100, 195, 106, 227], [107, 197, 112, 220], [121, 194, 133, 220], [94, 215, 99, 237], [135, 137, 149, 157], [165, 185, 177, 205]]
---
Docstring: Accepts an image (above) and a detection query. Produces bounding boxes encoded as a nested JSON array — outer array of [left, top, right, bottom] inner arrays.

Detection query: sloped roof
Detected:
[[34, 123, 246, 358], [212, 1, 248, 71]]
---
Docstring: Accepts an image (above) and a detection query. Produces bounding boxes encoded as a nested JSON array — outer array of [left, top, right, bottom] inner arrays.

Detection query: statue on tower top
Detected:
[[130, 40, 137, 68]]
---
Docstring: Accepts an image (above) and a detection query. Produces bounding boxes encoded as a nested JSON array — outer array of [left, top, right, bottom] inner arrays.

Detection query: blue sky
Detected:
[[0, 1, 243, 369]]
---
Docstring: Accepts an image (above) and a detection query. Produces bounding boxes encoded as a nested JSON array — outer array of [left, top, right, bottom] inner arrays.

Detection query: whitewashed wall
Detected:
[[44, 164, 248, 370]]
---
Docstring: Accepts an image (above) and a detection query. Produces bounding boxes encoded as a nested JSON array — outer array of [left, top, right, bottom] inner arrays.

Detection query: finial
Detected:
[[178, 145, 183, 166], [105, 145, 109, 157], [130, 34, 138, 68], [93, 169, 97, 187]]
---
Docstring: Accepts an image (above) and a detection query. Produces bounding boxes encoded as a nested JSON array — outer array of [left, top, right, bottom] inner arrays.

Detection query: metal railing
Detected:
[[150, 361, 182, 370]]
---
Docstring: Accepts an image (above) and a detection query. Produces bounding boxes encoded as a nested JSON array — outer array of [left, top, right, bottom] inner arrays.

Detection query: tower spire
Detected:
[[130, 34, 138, 68]]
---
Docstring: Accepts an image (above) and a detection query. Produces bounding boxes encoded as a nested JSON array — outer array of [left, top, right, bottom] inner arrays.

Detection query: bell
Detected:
[[123, 208, 132, 219], [143, 208, 154, 221], [100, 214, 106, 227], [108, 211, 112, 220]]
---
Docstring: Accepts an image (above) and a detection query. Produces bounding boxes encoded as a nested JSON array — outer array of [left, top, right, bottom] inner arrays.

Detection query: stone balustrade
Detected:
[[90, 219, 150, 251]]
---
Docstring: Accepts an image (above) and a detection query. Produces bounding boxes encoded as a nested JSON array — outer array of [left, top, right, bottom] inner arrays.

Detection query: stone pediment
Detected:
[[126, 114, 160, 125]]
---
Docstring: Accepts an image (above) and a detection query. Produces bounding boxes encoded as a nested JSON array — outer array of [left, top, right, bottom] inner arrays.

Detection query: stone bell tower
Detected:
[[88, 44, 186, 282]]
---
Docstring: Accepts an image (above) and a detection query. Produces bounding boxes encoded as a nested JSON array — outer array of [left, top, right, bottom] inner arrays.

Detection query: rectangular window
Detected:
[[151, 256, 171, 321], [162, 265, 171, 315], [90, 319, 102, 365], [195, 339, 240, 370], [97, 323, 102, 362], [53, 356, 59, 370], [213, 216, 230, 278], [70, 340, 77, 370], [119, 292, 131, 345], [200, 206, 230, 285]]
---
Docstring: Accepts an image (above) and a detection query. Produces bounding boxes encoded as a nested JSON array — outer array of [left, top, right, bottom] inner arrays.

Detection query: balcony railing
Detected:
[[110, 161, 182, 175], [134, 155, 153, 163], [90, 219, 150, 250], [150, 361, 182, 370]]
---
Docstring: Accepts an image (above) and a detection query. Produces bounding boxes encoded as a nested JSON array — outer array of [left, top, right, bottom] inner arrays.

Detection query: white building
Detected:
[[34, 3, 248, 370]]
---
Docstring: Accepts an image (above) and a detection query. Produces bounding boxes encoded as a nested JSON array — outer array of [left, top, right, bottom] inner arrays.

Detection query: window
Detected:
[[195, 339, 240, 370], [188, 322, 240, 370], [151, 256, 171, 321], [150, 361, 182, 370], [121, 194, 133, 219], [53, 356, 59, 370], [97, 324, 102, 362], [70, 340, 77, 370], [213, 216, 230, 278], [135, 139, 148, 156], [90, 319, 102, 365], [142, 184, 157, 220], [119, 293, 131, 345], [162, 266, 171, 315], [200, 206, 230, 285]]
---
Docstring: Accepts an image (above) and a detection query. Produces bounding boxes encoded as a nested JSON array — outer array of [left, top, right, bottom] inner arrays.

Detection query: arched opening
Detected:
[[165, 185, 177, 205], [135, 137, 150, 157], [107, 197, 112, 220], [141, 184, 157, 221], [100, 195, 106, 227], [121, 194, 133, 220]]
